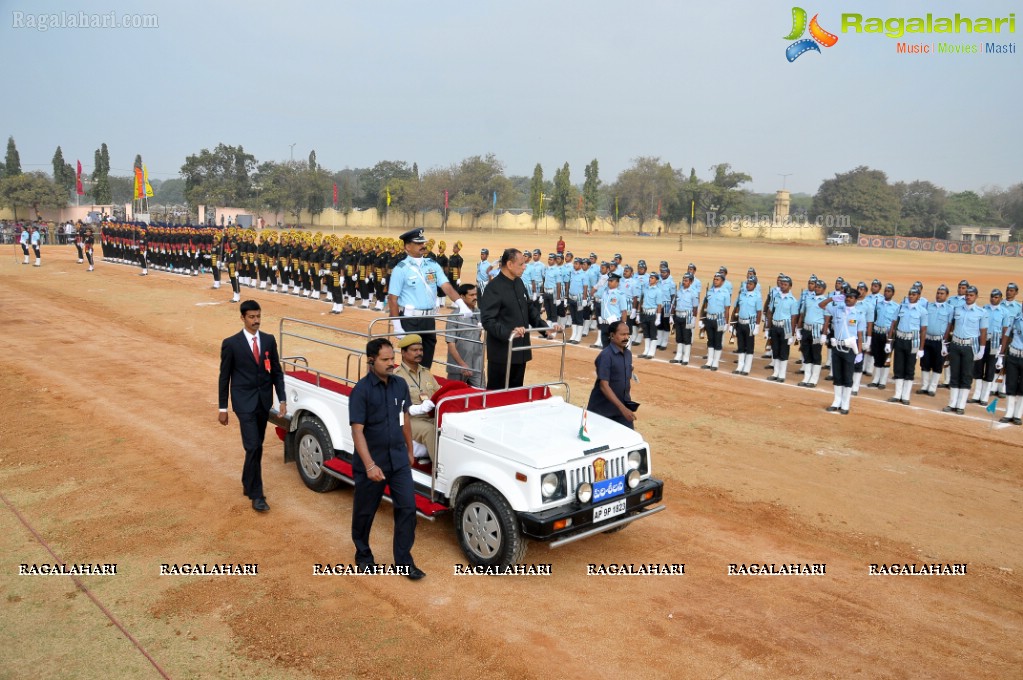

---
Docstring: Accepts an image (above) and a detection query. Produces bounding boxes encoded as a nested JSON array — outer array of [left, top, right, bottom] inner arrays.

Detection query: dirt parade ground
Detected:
[[1, 233, 1021, 679]]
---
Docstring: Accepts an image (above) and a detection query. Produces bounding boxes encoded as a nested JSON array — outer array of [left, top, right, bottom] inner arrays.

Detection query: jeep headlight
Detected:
[[628, 448, 648, 474], [626, 469, 641, 489], [576, 482, 593, 504], [541, 472, 566, 501]]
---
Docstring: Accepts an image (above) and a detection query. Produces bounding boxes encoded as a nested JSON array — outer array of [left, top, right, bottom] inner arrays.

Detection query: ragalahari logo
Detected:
[[785, 7, 839, 61]]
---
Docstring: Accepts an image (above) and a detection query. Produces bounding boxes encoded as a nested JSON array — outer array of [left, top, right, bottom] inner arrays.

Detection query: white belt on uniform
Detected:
[[404, 308, 434, 317], [926, 334, 944, 341], [895, 330, 915, 340], [951, 336, 973, 346], [1009, 346, 1023, 358]]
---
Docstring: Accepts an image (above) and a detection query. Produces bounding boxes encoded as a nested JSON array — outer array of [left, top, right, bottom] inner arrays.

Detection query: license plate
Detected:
[[593, 498, 627, 523]]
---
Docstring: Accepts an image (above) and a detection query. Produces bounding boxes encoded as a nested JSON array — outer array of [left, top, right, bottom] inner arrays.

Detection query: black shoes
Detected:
[[406, 565, 427, 580], [252, 497, 269, 512]]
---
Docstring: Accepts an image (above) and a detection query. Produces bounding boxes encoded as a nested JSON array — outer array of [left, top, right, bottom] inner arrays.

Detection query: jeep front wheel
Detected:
[[454, 482, 526, 567]]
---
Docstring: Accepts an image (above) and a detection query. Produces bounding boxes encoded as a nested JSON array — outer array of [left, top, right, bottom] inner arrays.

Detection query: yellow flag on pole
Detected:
[[386, 187, 391, 207], [143, 165, 154, 198]]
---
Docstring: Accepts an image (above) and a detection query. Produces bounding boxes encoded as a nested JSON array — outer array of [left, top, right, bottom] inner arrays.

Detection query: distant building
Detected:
[[947, 225, 1011, 242]]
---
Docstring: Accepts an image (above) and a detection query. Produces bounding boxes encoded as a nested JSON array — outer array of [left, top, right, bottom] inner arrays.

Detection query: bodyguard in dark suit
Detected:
[[348, 338, 425, 580], [480, 248, 561, 389], [218, 300, 287, 512]]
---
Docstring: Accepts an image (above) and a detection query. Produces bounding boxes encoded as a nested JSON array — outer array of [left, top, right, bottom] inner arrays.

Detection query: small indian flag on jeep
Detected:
[[578, 409, 590, 442]]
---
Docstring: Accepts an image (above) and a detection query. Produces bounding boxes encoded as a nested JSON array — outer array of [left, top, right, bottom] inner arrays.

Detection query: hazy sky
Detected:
[[2, 0, 1019, 195]]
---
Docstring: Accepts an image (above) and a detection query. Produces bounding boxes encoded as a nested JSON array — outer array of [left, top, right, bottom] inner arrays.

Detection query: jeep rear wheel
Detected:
[[454, 482, 526, 568], [295, 417, 340, 493]]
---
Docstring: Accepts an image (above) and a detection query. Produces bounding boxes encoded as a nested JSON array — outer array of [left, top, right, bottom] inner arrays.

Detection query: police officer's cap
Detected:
[[660, 264, 670, 272], [481, 247, 489, 254], [555, 253, 564, 259], [547, 252, 556, 259], [857, 281, 867, 290], [398, 334, 423, 349], [637, 259, 647, 267], [1008, 282, 1019, 290], [966, 285, 979, 295], [719, 265, 728, 273], [607, 273, 621, 281], [399, 228, 426, 244], [835, 276, 845, 284], [747, 276, 758, 285], [845, 288, 861, 299], [814, 279, 827, 288], [991, 288, 1003, 297], [660, 260, 669, 267], [937, 284, 950, 292], [573, 257, 583, 263], [533, 248, 541, 255], [872, 278, 881, 285], [885, 283, 895, 291], [909, 286, 922, 295], [614, 253, 622, 259], [748, 267, 757, 273], [682, 273, 693, 281], [687, 262, 696, 269], [600, 261, 610, 267], [624, 264, 634, 271], [589, 252, 597, 258], [959, 279, 970, 287], [780, 275, 792, 284], [713, 272, 724, 279], [648, 271, 659, 279]]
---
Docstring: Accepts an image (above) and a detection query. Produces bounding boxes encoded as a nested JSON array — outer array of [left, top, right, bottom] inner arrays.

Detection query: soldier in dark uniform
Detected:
[[83, 226, 95, 271]]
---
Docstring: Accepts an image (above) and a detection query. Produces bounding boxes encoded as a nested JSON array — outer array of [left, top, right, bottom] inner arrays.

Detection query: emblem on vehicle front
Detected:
[[593, 458, 607, 481]]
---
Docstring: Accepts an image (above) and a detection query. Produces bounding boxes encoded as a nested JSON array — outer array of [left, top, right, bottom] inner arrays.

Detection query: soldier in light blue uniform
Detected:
[[581, 259, 601, 340], [860, 279, 883, 377], [566, 258, 588, 344], [942, 285, 988, 415], [619, 264, 641, 346], [686, 262, 702, 299], [867, 284, 900, 389], [554, 253, 571, 327], [633, 260, 650, 346], [969, 289, 1004, 405], [700, 272, 731, 370], [638, 272, 666, 359], [886, 286, 928, 405], [656, 263, 675, 349], [821, 287, 866, 414], [767, 276, 800, 383], [995, 282, 1021, 398], [670, 273, 700, 365], [764, 273, 785, 368], [996, 301, 1023, 424], [476, 248, 494, 293], [730, 276, 763, 375], [796, 278, 828, 387], [595, 273, 629, 349], [949, 280, 970, 310], [917, 284, 953, 396], [538, 253, 557, 324], [388, 228, 473, 368]]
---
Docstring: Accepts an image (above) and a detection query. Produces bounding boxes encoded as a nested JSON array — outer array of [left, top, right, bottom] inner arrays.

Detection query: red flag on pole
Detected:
[[333, 182, 338, 208], [75, 160, 84, 195], [444, 190, 449, 210]]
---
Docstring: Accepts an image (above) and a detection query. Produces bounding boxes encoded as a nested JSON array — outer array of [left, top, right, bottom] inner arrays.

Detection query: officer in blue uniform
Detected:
[[700, 272, 731, 370], [638, 272, 666, 359], [619, 264, 641, 346], [595, 273, 629, 348], [997, 303, 1023, 424], [916, 284, 952, 396], [796, 278, 828, 387], [541, 253, 559, 324], [388, 228, 472, 368], [942, 285, 988, 414], [995, 283, 1021, 398], [886, 286, 927, 405], [656, 263, 675, 349], [670, 273, 700, 365], [767, 275, 800, 383], [969, 289, 1004, 405], [476, 248, 494, 293], [821, 286, 865, 414], [868, 283, 900, 389], [566, 257, 588, 344], [730, 276, 763, 375]]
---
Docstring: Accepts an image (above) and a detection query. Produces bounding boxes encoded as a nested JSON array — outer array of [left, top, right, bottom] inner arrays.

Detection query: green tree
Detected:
[[550, 162, 574, 229], [811, 166, 900, 235], [942, 191, 995, 227], [893, 180, 946, 237], [583, 159, 600, 231], [51, 146, 76, 199], [529, 164, 544, 229], [0, 171, 67, 220], [181, 143, 257, 208], [308, 150, 317, 171], [6, 137, 22, 177], [358, 160, 414, 211], [90, 143, 112, 203], [450, 153, 512, 228], [614, 157, 680, 233]]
